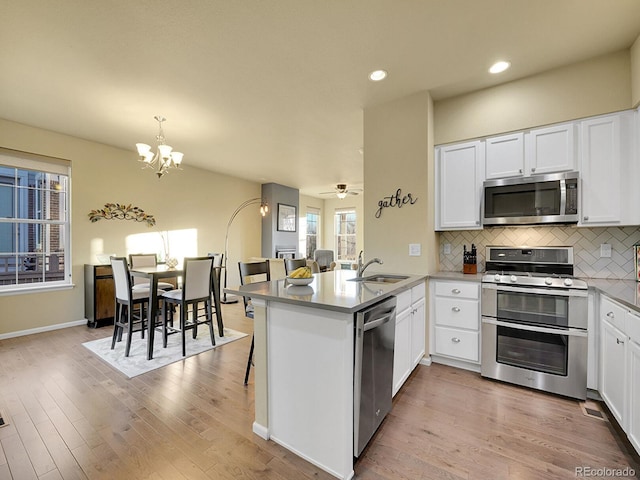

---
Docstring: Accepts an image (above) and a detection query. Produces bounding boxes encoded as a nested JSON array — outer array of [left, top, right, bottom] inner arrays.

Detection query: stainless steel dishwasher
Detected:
[[353, 296, 396, 457]]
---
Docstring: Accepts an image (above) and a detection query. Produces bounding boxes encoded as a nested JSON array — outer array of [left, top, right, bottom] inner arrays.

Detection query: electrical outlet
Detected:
[[409, 243, 421, 256], [600, 243, 612, 258], [443, 243, 451, 255]]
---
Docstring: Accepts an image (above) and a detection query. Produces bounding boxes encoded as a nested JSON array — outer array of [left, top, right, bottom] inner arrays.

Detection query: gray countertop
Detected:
[[225, 269, 427, 314]]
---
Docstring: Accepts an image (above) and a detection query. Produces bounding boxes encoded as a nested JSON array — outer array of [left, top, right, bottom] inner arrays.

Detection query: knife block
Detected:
[[463, 263, 477, 274]]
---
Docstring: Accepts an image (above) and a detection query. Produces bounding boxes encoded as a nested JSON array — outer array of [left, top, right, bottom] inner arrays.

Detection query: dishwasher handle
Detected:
[[363, 307, 396, 332]]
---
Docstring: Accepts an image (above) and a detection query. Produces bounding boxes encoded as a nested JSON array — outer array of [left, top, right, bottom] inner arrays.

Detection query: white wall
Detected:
[[0, 118, 262, 336]]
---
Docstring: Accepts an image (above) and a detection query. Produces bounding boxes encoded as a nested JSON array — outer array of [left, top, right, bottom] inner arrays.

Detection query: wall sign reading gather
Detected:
[[375, 188, 418, 218]]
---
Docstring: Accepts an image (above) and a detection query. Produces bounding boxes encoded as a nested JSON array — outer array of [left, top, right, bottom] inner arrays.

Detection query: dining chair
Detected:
[[238, 260, 270, 385], [129, 253, 175, 291], [284, 258, 307, 275], [110, 257, 163, 357], [161, 256, 216, 357], [307, 260, 320, 273]]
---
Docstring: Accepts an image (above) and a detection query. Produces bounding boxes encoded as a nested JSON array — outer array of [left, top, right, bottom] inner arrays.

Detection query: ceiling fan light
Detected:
[[336, 192, 347, 199]]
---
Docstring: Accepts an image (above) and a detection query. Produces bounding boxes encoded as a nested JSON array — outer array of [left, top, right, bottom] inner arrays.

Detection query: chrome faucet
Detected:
[[357, 250, 383, 277]]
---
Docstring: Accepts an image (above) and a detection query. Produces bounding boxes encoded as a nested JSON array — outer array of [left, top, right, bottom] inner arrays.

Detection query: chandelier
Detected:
[[135, 115, 183, 178]]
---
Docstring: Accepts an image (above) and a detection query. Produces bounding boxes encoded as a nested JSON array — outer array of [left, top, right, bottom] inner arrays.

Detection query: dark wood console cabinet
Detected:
[[84, 264, 115, 328]]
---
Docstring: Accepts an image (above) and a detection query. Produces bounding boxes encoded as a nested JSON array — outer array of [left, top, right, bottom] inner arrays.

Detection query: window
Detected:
[[305, 208, 320, 259], [0, 149, 71, 291], [335, 209, 356, 261]]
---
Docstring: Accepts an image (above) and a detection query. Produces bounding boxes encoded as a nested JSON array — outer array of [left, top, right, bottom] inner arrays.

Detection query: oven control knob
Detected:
[[510, 275, 517, 283], [564, 278, 573, 287], [545, 277, 553, 285], [494, 273, 501, 282]]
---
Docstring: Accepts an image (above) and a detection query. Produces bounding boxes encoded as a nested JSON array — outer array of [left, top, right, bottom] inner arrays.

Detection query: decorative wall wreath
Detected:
[[88, 203, 156, 227]]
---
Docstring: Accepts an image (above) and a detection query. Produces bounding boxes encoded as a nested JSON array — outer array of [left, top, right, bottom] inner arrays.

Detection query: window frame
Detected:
[[304, 207, 320, 260], [0, 148, 72, 294], [334, 208, 357, 261]]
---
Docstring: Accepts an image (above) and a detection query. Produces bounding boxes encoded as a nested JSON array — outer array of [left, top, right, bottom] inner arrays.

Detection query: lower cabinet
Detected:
[[599, 294, 640, 455], [84, 264, 116, 328], [627, 311, 640, 453], [392, 282, 426, 396], [430, 279, 480, 370]]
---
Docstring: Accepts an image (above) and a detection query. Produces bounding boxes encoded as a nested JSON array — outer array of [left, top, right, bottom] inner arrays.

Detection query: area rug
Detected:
[[82, 327, 248, 378]]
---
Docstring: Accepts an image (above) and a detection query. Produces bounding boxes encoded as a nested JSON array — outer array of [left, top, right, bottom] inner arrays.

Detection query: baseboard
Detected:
[[252, 421, 269, 440], [419, 355, 432, 366], [431, 354, 481, 373], [0, 319, 88, 341]]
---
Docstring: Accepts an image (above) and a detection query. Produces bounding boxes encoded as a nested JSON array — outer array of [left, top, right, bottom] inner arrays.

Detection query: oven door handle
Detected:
[[482, 317, 588, 337], [491, 284, 587, 297]]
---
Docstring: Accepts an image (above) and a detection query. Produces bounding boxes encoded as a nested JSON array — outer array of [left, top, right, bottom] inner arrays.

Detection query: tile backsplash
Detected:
[[439, 226, 640, 279]]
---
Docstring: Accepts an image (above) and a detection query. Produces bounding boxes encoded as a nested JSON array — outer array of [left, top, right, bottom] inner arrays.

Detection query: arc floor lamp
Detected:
[[222, 198, 268, 303]]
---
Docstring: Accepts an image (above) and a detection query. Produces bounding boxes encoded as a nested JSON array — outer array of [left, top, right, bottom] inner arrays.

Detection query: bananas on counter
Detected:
[[289, 266, 312, 278]]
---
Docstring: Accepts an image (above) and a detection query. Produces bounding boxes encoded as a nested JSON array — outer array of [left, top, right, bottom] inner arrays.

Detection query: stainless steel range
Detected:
[[481, 246, 588, 400]]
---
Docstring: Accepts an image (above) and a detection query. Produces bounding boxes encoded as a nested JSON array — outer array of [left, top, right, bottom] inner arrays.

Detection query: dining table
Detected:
[[130, 264, 224, 360]]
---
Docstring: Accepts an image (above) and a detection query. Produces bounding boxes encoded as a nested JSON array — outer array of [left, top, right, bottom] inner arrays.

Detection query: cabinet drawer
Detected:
[[396, 289, 412, 313], [434, 281, 479, 300], [434, 297, 479, 330], [434, 326, 479, 362], [411, 282, 426, 303], [95, 266, 113, 277], [600, 296, 627, 333]]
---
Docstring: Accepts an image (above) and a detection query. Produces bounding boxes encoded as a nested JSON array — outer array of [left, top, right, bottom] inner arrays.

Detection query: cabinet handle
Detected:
[[617, 338, 625, 345], [475, 221, 480, 225], [451, 337, 461, 343], [452, 306, 461, 312], [531, 167, 536, 173], [519, 168, 523, 174], [606, 311, 614, 318], [584, 216, 589, 221], [452, 289, 461, 294]]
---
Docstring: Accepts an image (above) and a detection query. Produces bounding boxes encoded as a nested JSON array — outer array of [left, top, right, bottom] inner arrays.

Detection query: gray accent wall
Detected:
[[261, 183, 300, 258]]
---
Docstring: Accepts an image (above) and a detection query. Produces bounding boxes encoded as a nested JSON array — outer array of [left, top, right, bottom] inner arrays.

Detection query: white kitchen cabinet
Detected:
[[410, 283, 426, 368], [392, 283, 426, 397], [485, 132, 525, 179], [525, 122, 577, 175], [600, 316, 627, 426], [580, 111, 638, 226], [435, 141, 484, 230], [430, 279, 480, 370], [627, 311, 640, 453], [485, 124, 576, 180]]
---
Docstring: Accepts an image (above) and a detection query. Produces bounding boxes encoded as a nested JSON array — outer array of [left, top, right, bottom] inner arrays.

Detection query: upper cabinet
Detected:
[[579, 111, 638, 226], [436, 108, 639, 231], [485, 124, 576, 179], [435, 141, 484, 230], [527, 123, 577, 175], [485, 132, 525, 179]]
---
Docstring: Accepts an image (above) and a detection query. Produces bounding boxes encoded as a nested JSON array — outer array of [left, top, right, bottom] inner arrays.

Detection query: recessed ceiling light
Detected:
[[369, 70, 388, 81], [489, 61, 511, 74]]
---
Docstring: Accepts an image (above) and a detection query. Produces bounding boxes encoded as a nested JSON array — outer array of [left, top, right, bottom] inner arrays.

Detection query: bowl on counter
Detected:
[[287, 276, 313, 286]]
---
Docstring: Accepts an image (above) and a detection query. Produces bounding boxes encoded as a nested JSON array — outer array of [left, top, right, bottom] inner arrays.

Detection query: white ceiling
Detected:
[[2, 1, 640, 197]]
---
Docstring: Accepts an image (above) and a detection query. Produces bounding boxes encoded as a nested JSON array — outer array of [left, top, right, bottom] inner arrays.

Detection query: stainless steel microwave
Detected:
[[483, 171, 579, 226]]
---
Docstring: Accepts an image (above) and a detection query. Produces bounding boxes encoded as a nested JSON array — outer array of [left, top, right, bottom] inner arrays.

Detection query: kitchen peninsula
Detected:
[[225, 269, 426, 480]]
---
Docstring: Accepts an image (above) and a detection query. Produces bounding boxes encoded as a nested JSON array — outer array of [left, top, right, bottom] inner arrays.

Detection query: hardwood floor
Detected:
[[1, 303, 638, 479]]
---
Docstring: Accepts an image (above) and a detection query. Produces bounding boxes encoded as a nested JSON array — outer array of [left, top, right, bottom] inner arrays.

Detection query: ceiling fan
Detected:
[[320, 183, 362, 199]]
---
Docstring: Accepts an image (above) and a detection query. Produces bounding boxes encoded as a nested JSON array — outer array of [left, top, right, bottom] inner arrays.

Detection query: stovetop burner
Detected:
[[482, 246, 587, 290]]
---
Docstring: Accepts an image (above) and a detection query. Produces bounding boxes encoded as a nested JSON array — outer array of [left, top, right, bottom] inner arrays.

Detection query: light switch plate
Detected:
[[443, 243, 451, 255], [600, 243, 612, 258], [409, 243, 421, 256]]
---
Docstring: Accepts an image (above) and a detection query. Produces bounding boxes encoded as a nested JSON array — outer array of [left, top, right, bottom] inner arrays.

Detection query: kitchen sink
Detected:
[[348, 274, 409, 284]]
